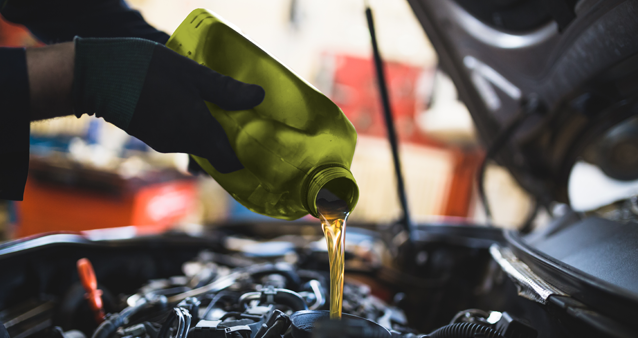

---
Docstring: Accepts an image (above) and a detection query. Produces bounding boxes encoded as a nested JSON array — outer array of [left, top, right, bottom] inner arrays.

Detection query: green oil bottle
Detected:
[[166, 9, 359, 221]]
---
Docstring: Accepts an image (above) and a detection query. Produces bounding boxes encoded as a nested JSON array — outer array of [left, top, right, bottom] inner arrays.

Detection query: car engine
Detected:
[[0, 225, 543, 338]]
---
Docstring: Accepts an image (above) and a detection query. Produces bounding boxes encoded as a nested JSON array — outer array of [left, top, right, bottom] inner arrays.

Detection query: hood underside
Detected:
[[407, 0, 638, 205]]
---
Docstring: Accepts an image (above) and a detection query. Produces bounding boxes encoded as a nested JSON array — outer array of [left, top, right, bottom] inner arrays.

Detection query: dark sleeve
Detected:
[[0, 48, 30, 201], [0, 0, 168, 200], [0, 0, 170, 44]]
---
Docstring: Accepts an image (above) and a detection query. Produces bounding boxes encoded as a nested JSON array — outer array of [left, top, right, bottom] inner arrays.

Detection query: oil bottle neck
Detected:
[[305, 166, 359, 218]]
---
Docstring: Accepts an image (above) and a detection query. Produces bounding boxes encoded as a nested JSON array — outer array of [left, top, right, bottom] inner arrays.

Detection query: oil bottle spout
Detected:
[[305, 166, 359, 218]]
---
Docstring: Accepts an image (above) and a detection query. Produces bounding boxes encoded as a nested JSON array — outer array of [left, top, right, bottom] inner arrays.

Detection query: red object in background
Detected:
[[443, 148, 484, 218], [15, 159, 197, 238], [321, 53, 482, 219], [326, 54, 437, 146], [0, 14, 41, 47], [77, 258, 105, 324], [16, 178, 196, 237]]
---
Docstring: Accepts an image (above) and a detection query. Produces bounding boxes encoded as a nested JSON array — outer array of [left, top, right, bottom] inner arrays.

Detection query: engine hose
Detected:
[[92, 317, 122, 338], [239, 289, 308, 311], [181, 309, 192, 338], [427, 323, 505, 338], [174, 309, 185, 338], [260, 319, 290, 338], [158, 310, 177, 338], [92, 299, 148, 338], [267, 289, 308, 311], [201, 292, 235, 319], [158, 307, 194, 338]]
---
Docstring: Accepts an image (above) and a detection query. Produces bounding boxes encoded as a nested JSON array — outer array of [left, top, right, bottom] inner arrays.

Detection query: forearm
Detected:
[[26, 42, 75, 121]]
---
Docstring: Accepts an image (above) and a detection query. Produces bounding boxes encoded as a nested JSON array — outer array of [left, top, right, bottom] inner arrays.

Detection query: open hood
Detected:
[[406, 0, 638, 205]]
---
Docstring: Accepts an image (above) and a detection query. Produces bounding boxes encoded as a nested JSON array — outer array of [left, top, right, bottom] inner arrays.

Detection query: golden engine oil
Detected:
[[316, 186, 350, 319], [166, 8, 359, 221]]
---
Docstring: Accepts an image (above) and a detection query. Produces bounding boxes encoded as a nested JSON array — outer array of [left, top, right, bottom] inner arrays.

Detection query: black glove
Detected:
[[73, 37, 265, 173]]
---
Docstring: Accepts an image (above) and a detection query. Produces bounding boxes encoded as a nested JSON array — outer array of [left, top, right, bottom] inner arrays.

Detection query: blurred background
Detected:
[[0, 0, 536, 240]]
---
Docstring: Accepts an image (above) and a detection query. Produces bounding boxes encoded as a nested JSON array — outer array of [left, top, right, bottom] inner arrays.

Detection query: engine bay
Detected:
[[0, 221, 635, 338], [0, 224, 518, 338]]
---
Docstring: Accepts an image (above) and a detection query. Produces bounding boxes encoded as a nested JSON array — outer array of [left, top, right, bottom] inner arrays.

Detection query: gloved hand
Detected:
[[73, 37, 265, 173]]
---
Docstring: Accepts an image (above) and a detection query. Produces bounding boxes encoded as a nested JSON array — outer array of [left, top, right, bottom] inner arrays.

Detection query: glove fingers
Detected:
[[188, 101, 244, 174], [197, 67, 265, 111]]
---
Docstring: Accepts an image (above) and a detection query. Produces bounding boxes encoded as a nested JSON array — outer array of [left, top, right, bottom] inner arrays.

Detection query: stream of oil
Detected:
[[316, 188, 350, 319]]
